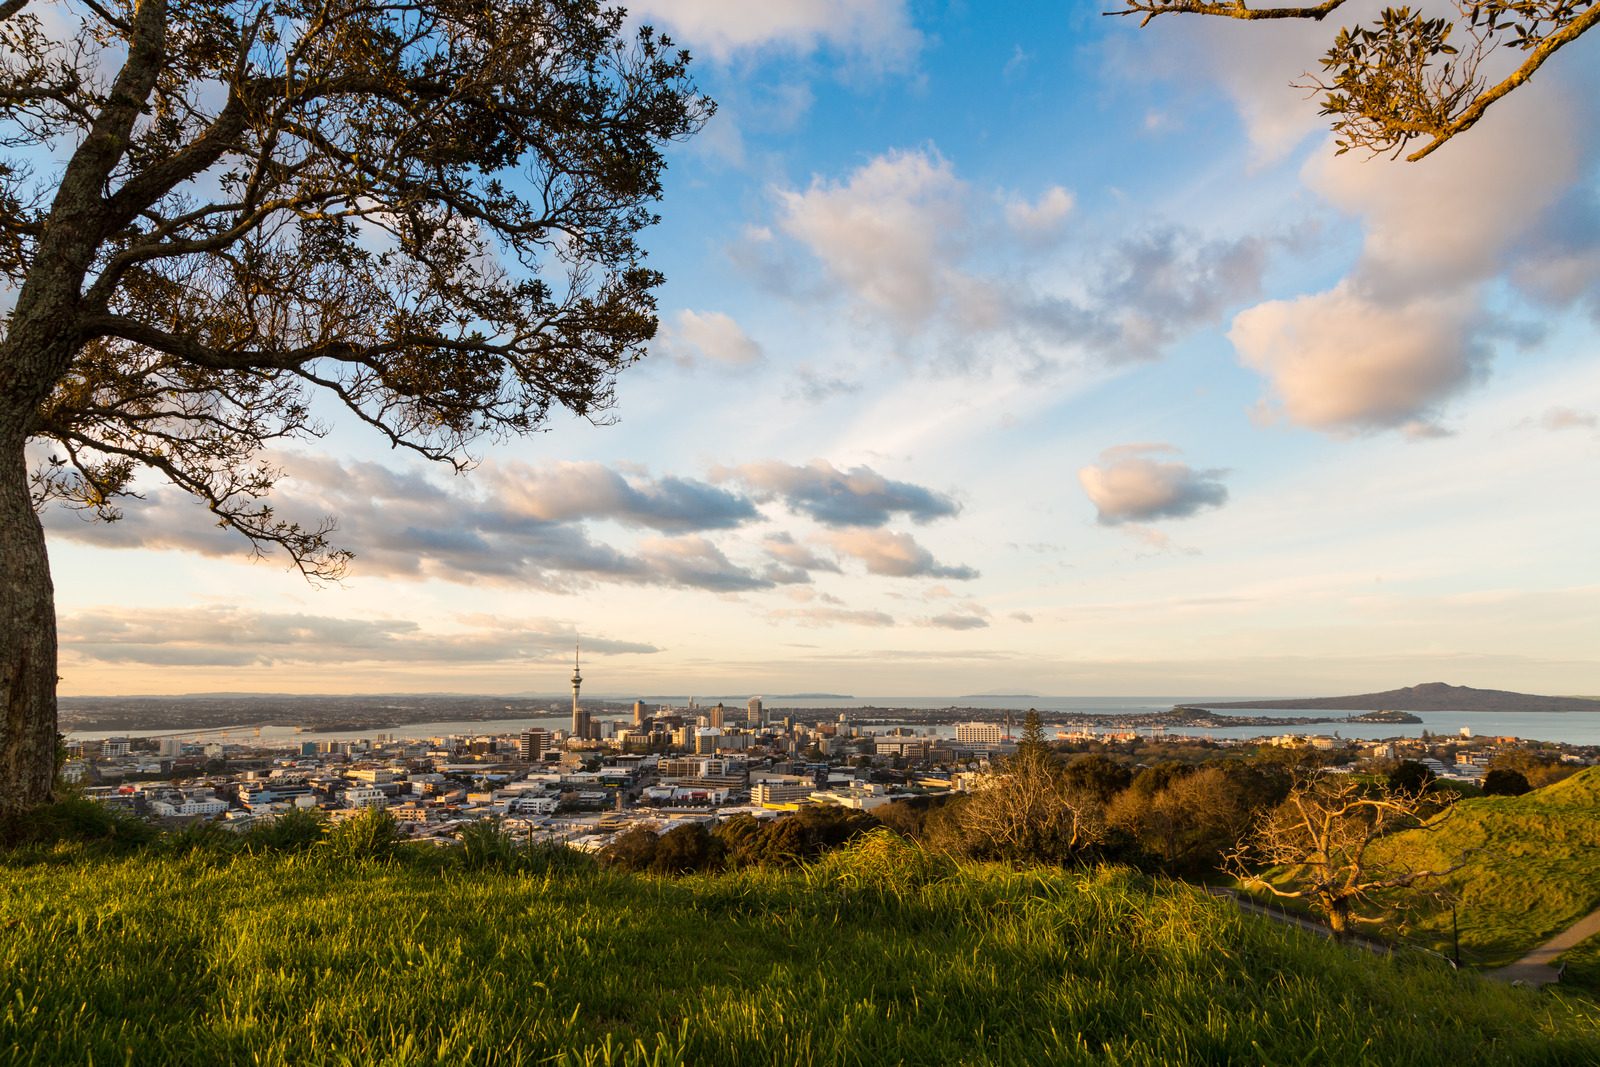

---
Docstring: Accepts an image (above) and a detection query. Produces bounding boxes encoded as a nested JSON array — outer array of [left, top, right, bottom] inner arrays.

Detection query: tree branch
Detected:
[[1109, 0, 1352, 26], [1407, 1, 1600, 159]]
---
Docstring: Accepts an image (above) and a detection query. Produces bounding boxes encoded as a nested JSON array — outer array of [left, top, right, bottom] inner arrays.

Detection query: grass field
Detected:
[[3, 831, 1598, 1066], [1373, 767, 1600, 974]]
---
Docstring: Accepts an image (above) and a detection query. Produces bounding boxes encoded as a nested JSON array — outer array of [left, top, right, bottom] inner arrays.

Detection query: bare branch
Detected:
[[1110, 0, 1352, 26]]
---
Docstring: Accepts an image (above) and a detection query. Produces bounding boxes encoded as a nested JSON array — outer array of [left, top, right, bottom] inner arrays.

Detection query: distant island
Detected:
[[1198, 682, 1600, 714]]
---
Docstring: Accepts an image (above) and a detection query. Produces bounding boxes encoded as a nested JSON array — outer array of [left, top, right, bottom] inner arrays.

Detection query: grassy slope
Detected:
[[2, 833, 1598, 1066], [1374, 767, 1600, 972]]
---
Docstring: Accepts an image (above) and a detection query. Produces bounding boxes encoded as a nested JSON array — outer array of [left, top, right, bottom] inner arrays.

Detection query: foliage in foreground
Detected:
[[2, 832, 1598, 1066]]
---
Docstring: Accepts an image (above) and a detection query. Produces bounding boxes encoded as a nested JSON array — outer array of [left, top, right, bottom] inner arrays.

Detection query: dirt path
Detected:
[[1205, 888, 1392, 955], [1489, 905, 1600, 987], [1211, 887, 1600, 987]]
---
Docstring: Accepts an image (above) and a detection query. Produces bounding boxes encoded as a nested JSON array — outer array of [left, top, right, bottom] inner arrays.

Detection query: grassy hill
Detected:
[[1373, 767, 1600, 972], [3, 832, 1598, 1065]]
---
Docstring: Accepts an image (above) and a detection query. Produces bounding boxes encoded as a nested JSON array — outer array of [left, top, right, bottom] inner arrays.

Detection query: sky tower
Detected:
[[570, 641, 589, 740]]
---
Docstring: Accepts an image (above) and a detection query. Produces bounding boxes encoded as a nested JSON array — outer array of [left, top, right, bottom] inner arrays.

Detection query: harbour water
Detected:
[[64, 697, 1600, 746]]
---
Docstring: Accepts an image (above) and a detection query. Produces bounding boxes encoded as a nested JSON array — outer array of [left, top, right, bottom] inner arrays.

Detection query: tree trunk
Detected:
[[1325, 896, 1351, 943], [0, 427, 57, 817]]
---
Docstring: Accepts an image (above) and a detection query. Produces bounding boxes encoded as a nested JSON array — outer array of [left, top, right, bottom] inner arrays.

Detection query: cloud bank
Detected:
[[61, 608, 656, 667], [43, 454, 977, 593]]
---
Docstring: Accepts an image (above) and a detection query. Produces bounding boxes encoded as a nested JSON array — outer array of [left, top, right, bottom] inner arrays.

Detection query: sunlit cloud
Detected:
[[1078, 445, 1228, 525], [716, 458, 960, 526], [824, 528, 978, 580]]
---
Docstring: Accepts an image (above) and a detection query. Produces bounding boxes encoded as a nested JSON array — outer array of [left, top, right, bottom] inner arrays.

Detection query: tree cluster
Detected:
[[599, 804, 880, 875]]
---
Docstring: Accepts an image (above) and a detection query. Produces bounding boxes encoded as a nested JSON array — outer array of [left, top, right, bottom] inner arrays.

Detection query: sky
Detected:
[[40, 0, 1600, 699]]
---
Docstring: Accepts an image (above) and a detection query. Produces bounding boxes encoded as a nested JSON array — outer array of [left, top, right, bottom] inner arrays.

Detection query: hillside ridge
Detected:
[[1200, 682, 1600, 714]]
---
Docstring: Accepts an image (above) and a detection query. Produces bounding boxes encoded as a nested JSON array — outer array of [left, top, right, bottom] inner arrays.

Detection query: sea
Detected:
[[64, 695, 1600, 747]]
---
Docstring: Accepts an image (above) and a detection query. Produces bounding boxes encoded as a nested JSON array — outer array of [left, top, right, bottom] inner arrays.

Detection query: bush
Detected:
[[651, 823, 722, 874], [323, 807, 403, 861], [0, 795, 159, 851], [1481, 768, 1531, 796], [713, 805, 879, 868], [159, 819, 241, 858], [243, 808, 328, 853], [457, 818, 520, 870], [804, 829, 953, 894], [1387, 760, 1437, 795], [602, 826, 660, 872]]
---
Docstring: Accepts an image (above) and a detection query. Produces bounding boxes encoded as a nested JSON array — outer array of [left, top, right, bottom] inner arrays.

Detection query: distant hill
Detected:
[[1200, 682, 1600, 714]]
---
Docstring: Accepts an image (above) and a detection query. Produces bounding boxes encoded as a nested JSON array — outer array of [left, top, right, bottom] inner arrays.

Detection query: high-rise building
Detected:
[[570, 642, 590, 740], [520, 728, 550, 761], [747, 696, 763, 727], [709, 702, 725, 729], [633, 699, 647, 727], [955, 722, 1005, 746]]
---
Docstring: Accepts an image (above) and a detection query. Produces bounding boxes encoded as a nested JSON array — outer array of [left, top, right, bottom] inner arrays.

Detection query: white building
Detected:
[[344, 787, 388, 809], [955, 722, 1005, 746]]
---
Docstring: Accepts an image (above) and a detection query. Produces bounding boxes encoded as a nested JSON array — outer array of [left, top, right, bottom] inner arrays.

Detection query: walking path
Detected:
[[1211, 886, 1600, 988], [1205, 888, 1391, 955], [1489, 905, 1600, 987]]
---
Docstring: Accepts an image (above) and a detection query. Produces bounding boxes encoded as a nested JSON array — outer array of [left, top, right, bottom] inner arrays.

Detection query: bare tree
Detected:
[[1110, 0, 1598, 160], [1225, 772, 1471, 940], [0, 0, 711, 815], [956, 711, 1105, 863]]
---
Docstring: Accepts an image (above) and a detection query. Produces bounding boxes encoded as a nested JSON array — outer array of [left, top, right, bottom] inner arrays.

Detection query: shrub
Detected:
[[713, 804, 878, 868], [1387, 760, 1437, 795], [1481, 768, 1532, 797], [804, 829, 953, 894], [0, 795, 158, 850], [159, 818, 241, 858], [651, 823, 722, 874], [243, 808, 328, 853], [458, 818, 520, 871], [323, 807, 403, 861]]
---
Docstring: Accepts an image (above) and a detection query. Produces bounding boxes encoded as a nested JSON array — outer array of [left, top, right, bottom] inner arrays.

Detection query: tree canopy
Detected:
[[0, 0, 710, 813], [1112, 0, 1598, 160]]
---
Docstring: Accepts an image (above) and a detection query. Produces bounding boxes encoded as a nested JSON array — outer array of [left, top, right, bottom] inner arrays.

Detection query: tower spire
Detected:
[[570, 638, 588, 741]]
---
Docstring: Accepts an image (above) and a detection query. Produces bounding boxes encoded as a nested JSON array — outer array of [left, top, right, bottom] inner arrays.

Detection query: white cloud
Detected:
[[658, 309, 764, 367], [1230, 285, 1488, 434], [628, 0, 919, 66], [1004, 185, 1075, 238], [1225, 71, 1598, 435], [1078, 445, 1229, 525], [824, 528, 978, 580], [777, 149, 965, 327], [1303, 102, 1581, 299], [768, 148, 1269, 364]]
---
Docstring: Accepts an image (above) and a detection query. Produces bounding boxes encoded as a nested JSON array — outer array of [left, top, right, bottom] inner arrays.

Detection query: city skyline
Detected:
[[40, 2, 1600, 699]]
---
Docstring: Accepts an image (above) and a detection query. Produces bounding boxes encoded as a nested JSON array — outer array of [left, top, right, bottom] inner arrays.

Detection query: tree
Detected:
[[1061, 753, 1133, 804], [0, 0, 711, 815], [1226, 772, 1469, 940], [650, 821, 722, 874], [956, 710, 1106, 864], [1109, 760, 1290, 873], [1481, 767, 1532, 795], [1386, 759, 1437, 795], [1112, 0, 1598, 161]]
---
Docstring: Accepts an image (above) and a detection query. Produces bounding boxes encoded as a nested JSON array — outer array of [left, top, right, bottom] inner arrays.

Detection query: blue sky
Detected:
[[44, 0, 1600, 698]]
